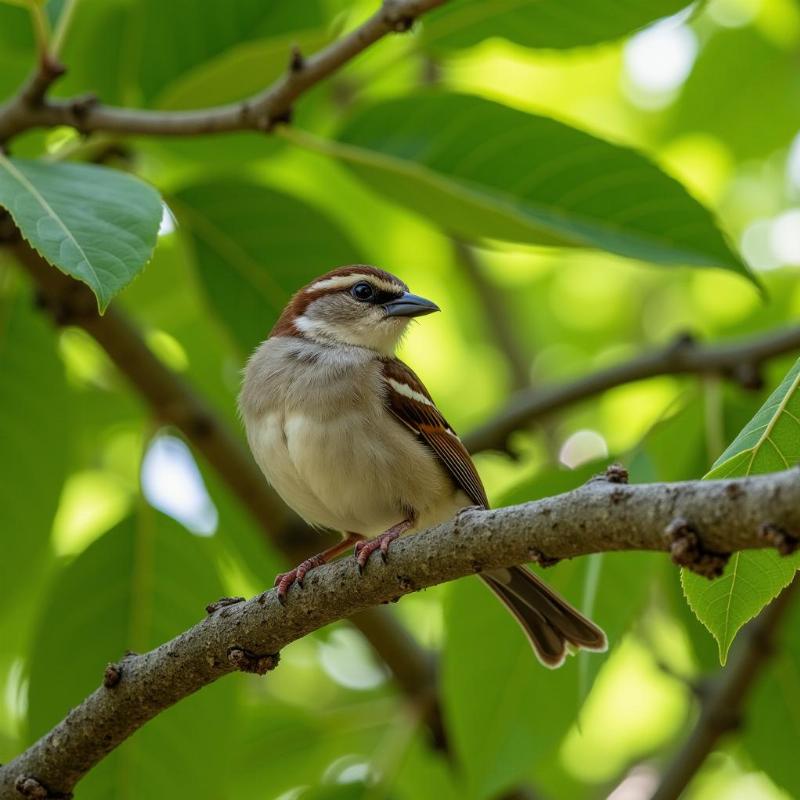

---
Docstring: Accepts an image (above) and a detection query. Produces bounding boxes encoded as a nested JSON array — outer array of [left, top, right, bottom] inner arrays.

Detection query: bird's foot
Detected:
[[354, 519, 414, 573], [355, 531, 399, 572], [273, 554, 325, 605]]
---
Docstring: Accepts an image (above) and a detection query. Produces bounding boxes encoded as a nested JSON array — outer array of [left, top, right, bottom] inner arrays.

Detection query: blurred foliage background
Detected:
[[1, 0, 800, 798]]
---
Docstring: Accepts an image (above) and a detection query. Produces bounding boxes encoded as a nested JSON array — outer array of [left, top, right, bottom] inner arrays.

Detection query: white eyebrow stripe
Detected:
[[387, 377, 434, 407], [309, 273, 403, 294]]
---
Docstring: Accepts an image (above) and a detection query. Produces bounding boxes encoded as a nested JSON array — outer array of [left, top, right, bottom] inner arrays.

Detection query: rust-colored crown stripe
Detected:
[[270, 265, 407, 338]]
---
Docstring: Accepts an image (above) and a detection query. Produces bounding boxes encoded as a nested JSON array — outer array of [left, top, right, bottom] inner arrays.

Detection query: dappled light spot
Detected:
[[52, 470, 132, 556], [158, 202, 177, 236], [623, 15, 697, 109], [559, 429, 609, 468], [141, 433, 218, 535], [769, 209, 800, 266], [317, 628, 389, 691]]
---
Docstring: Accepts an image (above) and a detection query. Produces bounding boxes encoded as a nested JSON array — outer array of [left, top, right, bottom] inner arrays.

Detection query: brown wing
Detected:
[[381, 359, 489, 508]]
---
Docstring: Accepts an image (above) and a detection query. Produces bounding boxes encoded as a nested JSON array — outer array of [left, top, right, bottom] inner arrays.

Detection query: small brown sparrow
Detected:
[[239, 266, 606, 667]]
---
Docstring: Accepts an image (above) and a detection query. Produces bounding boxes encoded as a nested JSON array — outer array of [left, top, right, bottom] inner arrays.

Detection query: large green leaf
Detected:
[[173, 180, 360, 354], [27, 513, 237, 799], [0, 291, 68, 606], [0, 157, 162, 311], [423, 0, 693, 52], [682, 357, 800, 664], [314, 94, 752, 280]]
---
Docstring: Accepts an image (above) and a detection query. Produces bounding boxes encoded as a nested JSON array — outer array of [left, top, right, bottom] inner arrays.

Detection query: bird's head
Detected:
[[271, 266, 439, 354]]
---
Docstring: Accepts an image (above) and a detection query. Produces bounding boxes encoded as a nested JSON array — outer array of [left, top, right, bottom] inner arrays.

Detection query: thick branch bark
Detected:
[[650, 577, 798, 800], [464, 328, 800, 453], [1, 468, 798, 798], [0, 0, 446, 143]]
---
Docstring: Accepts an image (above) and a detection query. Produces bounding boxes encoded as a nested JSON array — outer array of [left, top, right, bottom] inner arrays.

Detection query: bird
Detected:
[[238, 265, 606, 667]]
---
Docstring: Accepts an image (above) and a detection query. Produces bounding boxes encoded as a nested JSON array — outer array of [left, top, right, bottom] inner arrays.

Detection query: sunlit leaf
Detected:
[[27, 513, 236, 799], [173, 180, 360, 354], [682, 357, 800, 664], [316, 94, 753, 281], [424, 0, 693, 51], [0, 157, 162, 311]]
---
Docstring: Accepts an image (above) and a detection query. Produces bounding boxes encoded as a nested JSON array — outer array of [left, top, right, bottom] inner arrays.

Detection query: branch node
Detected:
[[102, 663, 122, 689], [729, 362, 764, 391], [396, 574, 416, 592], [226, 647, 280, 675], [206, 596, 245, 615], [667, 330, 697, 359], [383, 0, 415, 31], [529, 549, 561, 568], [758, 523, 799, 556], [14, 775, 71, 799], [664, 517, 729, 578], [725, 481, 745, 500], [260, 108, 293, 132], [603, 464, 629, 484], [289, 45, 305, 73]]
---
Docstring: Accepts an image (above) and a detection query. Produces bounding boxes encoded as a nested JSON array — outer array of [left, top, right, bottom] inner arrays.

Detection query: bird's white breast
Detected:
[[239, 337, 461, 535]]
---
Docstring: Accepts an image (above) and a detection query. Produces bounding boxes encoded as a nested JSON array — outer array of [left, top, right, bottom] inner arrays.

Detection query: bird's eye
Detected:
[[351, 282, 374, 301]]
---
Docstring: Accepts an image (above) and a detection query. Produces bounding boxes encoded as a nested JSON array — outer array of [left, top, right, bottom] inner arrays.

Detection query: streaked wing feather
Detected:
[[382, 359, 489, 508]]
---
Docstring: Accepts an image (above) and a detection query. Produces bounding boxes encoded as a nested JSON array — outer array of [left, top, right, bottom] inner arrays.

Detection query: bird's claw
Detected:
[[273, 555, 325, 604], [354, 530, 401, 572]]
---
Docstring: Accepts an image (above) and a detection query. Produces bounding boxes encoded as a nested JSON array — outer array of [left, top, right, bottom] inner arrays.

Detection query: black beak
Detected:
[[383, 291, 440, 318]]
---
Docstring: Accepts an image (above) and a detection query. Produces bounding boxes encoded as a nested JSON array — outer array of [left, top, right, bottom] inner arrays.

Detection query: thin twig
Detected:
[[0, 0, 447, 143], [1, 467, 799, 798], [649, 577, 799, 800], [464, 328, 800, 453]]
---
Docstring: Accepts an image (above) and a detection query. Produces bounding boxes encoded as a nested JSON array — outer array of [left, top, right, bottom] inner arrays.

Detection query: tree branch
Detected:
[[464, 328, 800, 453], [1, 467, 798, 798], [650, 576, 798, 800], [0, 0, 447, 144]]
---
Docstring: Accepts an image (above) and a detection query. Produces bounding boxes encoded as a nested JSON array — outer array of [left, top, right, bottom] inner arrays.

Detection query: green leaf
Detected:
[[0, 291, 69, 606], [311, 94, 752, 281], [682, 357, 800, 664], [0, 157, 162, 311], [742, 596, 800, 796], [137, 0, 329, 101], [424, 0, 693, 52], [173, 180, 360, 354], [27, 513, 237, 799]]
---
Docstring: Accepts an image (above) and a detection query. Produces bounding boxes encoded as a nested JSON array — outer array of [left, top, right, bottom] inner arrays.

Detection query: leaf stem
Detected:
[[51, 0, 80, 58]]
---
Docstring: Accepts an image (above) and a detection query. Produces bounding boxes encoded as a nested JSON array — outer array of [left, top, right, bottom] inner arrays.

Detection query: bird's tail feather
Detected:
[[480, 566, 607, 668]]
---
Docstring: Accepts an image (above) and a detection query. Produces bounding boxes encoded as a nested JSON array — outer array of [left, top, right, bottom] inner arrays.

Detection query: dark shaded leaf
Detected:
[[326, 94, 752, 281]]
